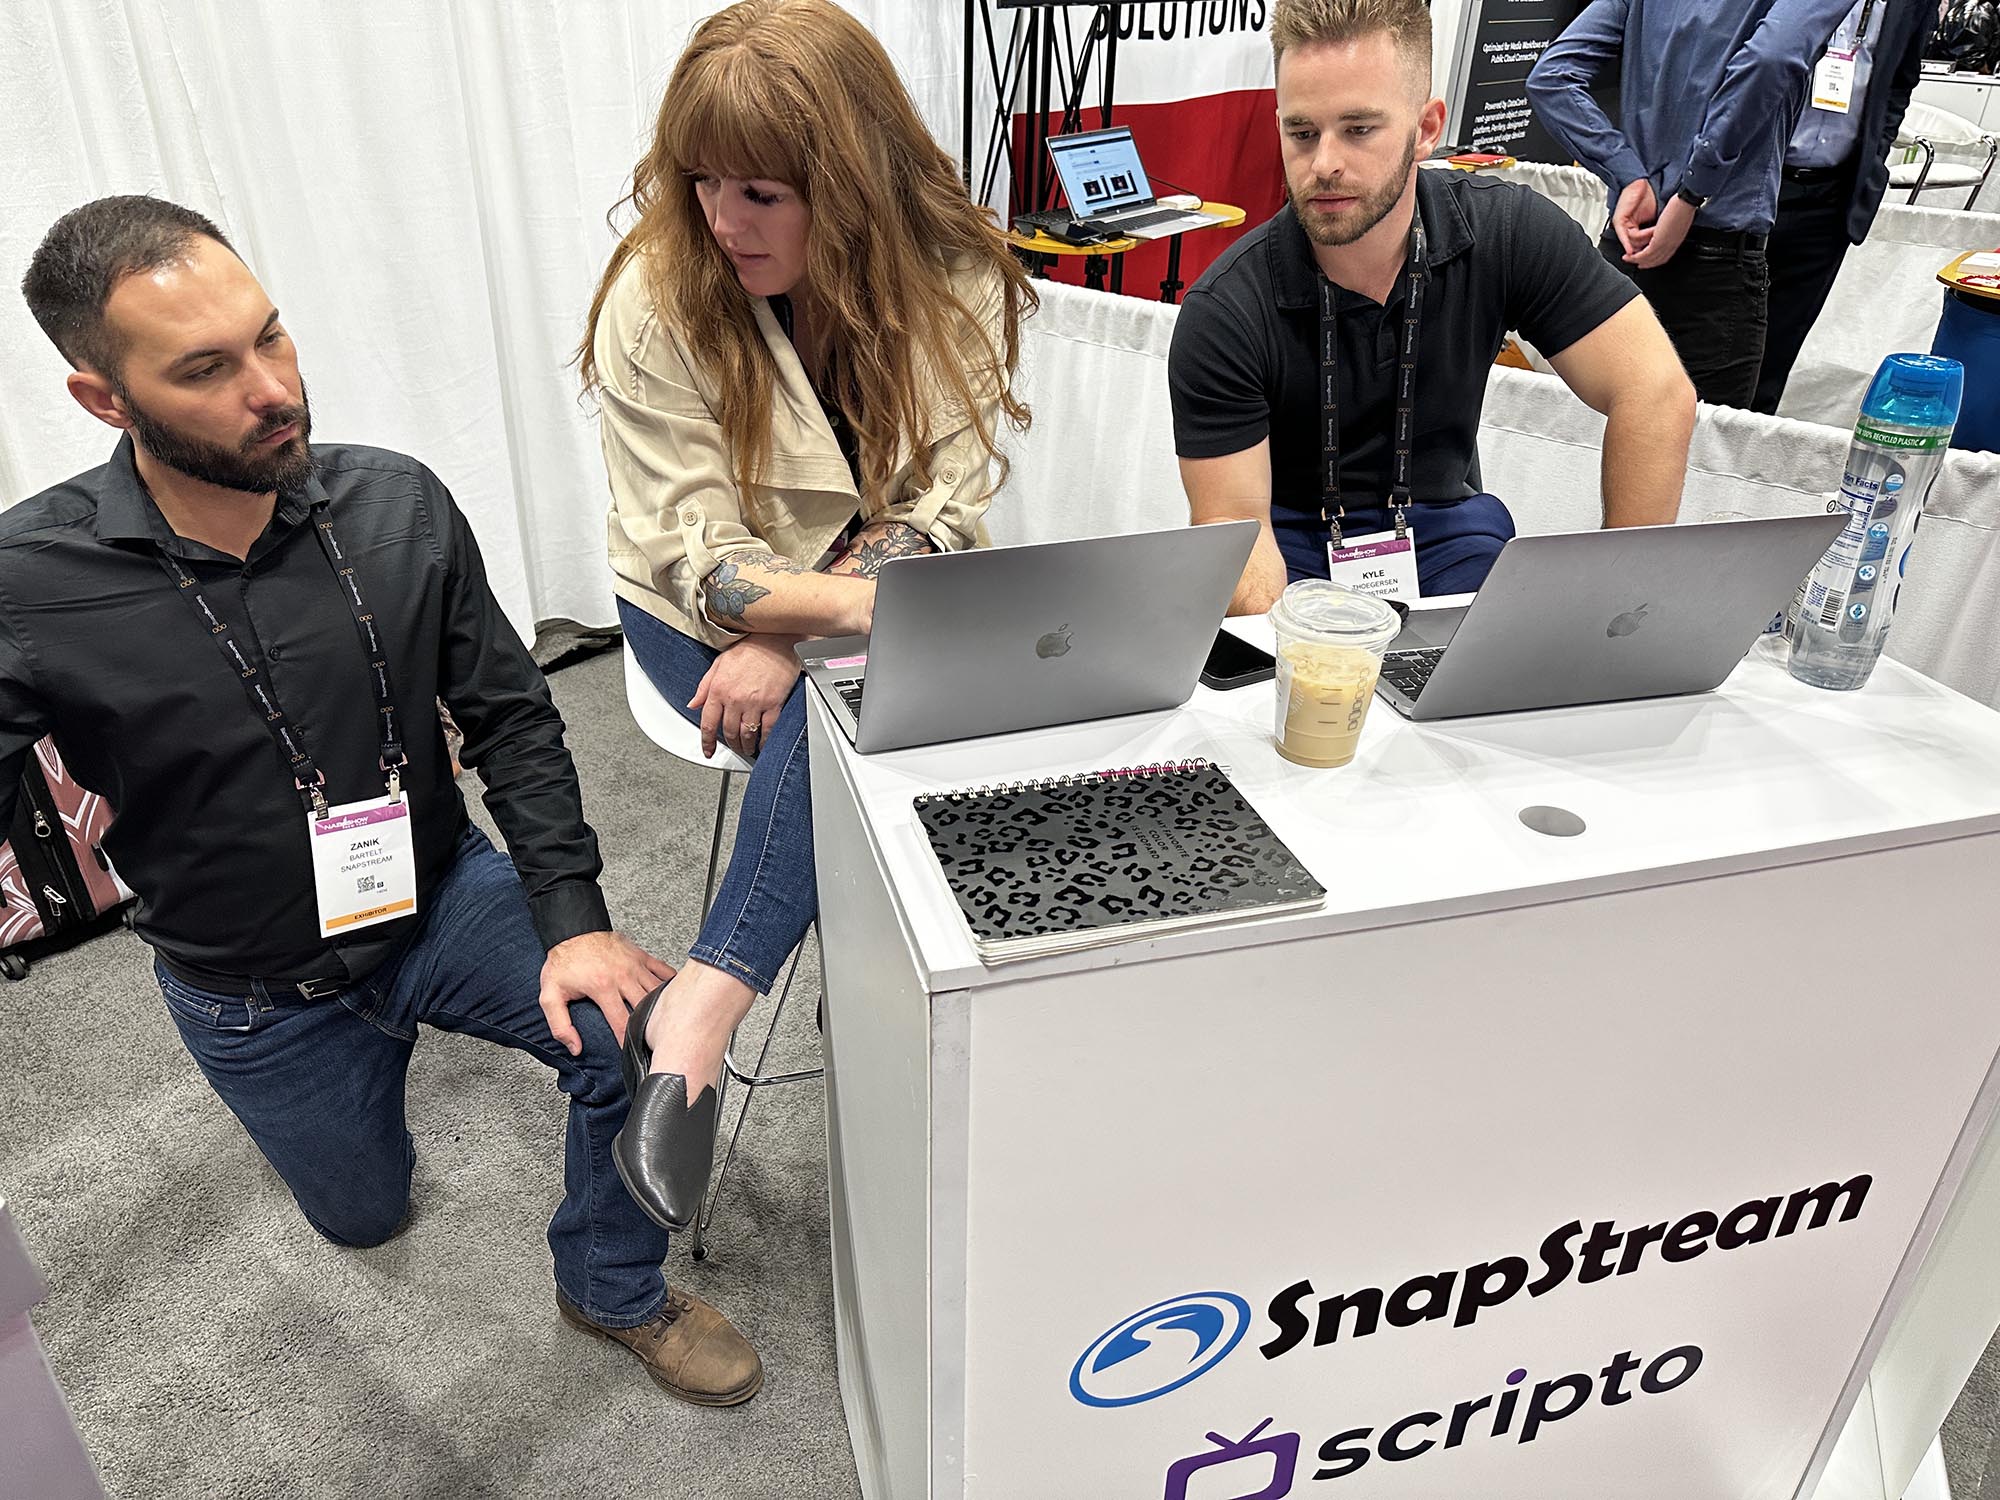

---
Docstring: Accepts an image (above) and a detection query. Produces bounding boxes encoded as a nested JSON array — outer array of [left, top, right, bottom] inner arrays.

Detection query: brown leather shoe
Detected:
[[557, 1286, 763, 1407]]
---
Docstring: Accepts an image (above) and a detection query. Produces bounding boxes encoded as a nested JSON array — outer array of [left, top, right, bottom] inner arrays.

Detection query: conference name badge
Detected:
[[309, 794, 419, 939], [1327, 530, 1419, 603], [1812, 50, 1856, 114]]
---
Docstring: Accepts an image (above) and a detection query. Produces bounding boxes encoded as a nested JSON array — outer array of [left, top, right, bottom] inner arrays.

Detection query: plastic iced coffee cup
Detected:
[[1268, 581, 1403, 768]]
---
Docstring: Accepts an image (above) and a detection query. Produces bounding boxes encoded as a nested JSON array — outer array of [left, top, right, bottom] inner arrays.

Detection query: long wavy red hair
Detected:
[[580, 0, 1035, 506]]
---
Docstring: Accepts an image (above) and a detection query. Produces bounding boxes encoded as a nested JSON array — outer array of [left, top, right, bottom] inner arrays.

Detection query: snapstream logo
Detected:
[[1070, 1293, 1252, 1407], [1068, 1174, 1872, 1488], [1069, 1174, 1869, 1413]]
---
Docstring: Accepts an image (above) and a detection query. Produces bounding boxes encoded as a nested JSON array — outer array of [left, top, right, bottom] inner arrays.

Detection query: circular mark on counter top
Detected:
[[1519, 805, 1587, 838]]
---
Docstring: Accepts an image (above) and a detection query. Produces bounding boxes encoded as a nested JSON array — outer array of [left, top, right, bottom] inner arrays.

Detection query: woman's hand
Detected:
[[689, 634, 804, 758]]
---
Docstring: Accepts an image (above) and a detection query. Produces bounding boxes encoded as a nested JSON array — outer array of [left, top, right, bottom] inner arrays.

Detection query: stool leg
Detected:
[[691, 926, 820, 1262], [696, 940, 801, 1253], [688, 769, 734, 1264], [700, 771, 732, 924]]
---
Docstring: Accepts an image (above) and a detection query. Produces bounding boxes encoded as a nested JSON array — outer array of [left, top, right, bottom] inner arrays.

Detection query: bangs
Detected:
[[662, 47, 810, 189]]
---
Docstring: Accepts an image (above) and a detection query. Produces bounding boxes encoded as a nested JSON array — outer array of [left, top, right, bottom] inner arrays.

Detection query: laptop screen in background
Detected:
[[1047, 128, 1153, 215]]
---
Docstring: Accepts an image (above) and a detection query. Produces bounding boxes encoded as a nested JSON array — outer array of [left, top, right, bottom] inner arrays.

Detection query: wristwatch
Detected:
[[1674, 184, 1709, 211]]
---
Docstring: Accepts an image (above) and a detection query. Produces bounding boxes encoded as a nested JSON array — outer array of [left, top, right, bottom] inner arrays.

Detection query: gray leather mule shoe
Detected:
[[612, 980, 718, 1232]]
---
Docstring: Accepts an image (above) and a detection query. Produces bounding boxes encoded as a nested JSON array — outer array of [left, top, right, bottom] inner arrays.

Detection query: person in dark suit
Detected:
[[1754, 0, 1942, 414]]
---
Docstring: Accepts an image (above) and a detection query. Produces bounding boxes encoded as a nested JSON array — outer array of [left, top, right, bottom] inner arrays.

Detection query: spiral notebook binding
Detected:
[[914, 758, 1215, 809]]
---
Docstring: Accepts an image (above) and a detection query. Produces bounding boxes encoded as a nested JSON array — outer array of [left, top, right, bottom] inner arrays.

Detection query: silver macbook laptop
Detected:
[[1046, 127, 1224, 239], [798, 522, 1257, 753], [1374, 514, 1847, 721]]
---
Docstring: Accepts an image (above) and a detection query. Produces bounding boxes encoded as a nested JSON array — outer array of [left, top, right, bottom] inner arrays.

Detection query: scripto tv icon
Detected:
[[1163, 1418, 1296, 1500], [1157, 1344, 1705, 1495]]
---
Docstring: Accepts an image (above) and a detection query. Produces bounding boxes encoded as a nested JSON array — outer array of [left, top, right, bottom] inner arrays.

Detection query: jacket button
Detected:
[[679, 504, 702, 527], [940, 468, 960, 485]]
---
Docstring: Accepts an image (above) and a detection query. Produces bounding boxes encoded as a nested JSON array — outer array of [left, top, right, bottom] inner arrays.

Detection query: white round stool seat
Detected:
[[1890, 161, 1985, 188], [622, 642, 754, 774]]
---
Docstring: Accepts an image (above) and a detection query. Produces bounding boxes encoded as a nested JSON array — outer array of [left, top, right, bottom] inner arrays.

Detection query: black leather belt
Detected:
[[159, 957, 347, 1000], [1783, 164, 1847, 184], [1684, 224, 1771, 254]]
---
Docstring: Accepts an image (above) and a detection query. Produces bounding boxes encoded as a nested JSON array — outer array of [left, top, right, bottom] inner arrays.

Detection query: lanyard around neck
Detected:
[[155, 501, 406, 818], [1844, 0, 1878, 48], [1319, 216, 1428, 552]]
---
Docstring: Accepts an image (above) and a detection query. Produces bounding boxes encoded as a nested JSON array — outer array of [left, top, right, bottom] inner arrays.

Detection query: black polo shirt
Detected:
[[0, 437, 611, 989], [1169, 170, 1639, 576]]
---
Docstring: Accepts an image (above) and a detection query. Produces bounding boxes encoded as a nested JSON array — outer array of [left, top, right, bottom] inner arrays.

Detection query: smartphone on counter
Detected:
[[1200, 629, 1276, 690]]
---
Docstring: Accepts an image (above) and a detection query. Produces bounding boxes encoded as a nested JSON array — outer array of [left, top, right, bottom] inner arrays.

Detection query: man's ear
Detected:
[[66, 368, 132, 432], [1418, 94, 1449, 157]]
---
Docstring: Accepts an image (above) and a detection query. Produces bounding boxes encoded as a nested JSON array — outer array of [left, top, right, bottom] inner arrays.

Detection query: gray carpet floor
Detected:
[[4, 643, 1998, 1498]]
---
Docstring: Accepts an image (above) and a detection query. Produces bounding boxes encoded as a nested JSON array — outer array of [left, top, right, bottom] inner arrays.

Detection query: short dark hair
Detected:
[[1271, 0, 1433, 90], [21, 195, 235, 375]]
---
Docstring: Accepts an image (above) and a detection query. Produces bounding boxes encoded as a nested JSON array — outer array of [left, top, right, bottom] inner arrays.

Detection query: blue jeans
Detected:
[[618, 598, 817, 994], [1277, 493, 1518, 595], [155, 824, 672, 1329]]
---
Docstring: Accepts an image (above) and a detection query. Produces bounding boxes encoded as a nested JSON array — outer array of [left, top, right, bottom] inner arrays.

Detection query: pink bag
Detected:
[[0, 738, 133, 974]]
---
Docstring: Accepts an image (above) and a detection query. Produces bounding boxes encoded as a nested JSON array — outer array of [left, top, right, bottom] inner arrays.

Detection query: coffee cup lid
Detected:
[[1270, 580, 1404, 647]]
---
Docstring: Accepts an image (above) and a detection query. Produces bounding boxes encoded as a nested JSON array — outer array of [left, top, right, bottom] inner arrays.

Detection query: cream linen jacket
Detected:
[[596, 251, 1005, 649]]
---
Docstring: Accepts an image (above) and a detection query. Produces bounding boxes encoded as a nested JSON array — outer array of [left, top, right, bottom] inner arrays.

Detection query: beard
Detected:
[[116, 378, 314, 494], [1289, 129, 1421, 247]]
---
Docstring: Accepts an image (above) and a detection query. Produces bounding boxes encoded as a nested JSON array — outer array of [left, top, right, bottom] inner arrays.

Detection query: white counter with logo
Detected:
[[805, 617, 2000, 1500]]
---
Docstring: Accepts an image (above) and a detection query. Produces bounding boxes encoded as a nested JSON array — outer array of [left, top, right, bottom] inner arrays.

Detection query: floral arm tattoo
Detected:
[[842, 521, 936, 578], [701, 552, 806, 624]]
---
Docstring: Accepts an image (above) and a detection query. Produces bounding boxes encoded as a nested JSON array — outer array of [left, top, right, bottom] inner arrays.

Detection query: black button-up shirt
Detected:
[[1169, 170, 1639, 577], [0, 437, 611, 988]]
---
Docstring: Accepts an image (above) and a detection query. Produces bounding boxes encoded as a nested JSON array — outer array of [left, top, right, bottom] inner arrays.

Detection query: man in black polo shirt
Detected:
[[5, 196, 761, 1407], [1173, 0, 1696, 610]]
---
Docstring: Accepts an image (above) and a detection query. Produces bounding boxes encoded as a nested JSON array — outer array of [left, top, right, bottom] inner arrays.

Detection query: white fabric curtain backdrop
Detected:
[[0, 0, 958, 641]]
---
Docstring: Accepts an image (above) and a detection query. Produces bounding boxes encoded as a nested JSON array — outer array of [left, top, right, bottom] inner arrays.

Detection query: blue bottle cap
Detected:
[[1885, 353, 1963, 397], [1864, 353, 1964, 422]]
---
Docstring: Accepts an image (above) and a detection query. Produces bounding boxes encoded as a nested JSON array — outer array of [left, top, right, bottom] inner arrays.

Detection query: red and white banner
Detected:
[[1013, 2, 1282, 297]]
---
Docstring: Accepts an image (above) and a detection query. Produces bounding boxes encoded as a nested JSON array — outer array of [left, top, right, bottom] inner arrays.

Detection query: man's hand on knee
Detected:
[[539, 931, 678, 1053]]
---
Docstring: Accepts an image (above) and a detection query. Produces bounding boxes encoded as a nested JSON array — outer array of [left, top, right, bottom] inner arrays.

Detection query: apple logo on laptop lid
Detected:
[[1607, 603, 1651, 639]]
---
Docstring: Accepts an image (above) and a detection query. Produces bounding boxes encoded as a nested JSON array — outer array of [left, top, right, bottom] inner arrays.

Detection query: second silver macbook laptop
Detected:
[[798, 522, 1256, 753], [1374, 514, 1847, 721]]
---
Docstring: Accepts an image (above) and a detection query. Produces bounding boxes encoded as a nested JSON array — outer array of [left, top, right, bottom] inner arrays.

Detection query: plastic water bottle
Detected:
[[1788, 354, 1964, 692]]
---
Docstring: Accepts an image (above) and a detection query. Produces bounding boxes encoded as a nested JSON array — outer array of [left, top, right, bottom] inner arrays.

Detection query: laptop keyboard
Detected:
[[1379, 648, 1446, 701], [833, 676, 866, 719], [1092, 207, 1202, 234]]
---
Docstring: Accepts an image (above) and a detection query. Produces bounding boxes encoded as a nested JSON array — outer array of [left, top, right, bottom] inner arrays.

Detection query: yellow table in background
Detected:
[[1004, 223, 1137, 296], [1006, 201, 1245, 304], [1937, 248, 2000, 302]]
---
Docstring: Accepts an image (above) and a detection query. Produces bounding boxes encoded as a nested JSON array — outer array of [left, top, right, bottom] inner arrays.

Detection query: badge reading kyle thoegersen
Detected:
[[308, 794, 418, 938], [1327, 528, 1419, 603]]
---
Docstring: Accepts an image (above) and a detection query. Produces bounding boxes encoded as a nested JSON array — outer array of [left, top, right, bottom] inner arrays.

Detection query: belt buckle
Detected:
[[295, 976, 345, 1000]]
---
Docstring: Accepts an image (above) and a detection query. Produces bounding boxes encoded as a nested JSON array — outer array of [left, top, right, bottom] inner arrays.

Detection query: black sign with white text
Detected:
[[1451, 0, 1589, 164]]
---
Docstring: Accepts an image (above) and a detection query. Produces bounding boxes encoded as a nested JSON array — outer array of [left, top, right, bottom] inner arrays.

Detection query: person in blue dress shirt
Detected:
[[1529, 0, 1860, 407]]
